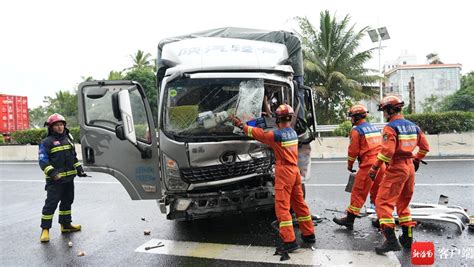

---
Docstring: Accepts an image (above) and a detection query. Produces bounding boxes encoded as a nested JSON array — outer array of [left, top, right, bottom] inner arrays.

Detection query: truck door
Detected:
[[295, 84, 317, 144], [78, 80, 161, 200]]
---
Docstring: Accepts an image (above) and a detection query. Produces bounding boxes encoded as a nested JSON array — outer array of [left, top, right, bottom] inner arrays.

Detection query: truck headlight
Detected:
[[163, 154, 189, 191]]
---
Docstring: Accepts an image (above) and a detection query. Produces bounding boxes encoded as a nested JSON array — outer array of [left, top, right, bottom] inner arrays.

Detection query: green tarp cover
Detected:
[[157, 27, 303, 82]]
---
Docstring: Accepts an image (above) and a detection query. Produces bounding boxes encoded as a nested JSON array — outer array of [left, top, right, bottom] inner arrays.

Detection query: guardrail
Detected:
[[315, 123, 386, 133]]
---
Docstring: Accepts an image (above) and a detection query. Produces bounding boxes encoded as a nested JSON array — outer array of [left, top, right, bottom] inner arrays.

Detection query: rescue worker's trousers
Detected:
[[375, 158, 416, 229], [275, 165, 314, 243], [41, 181, 75, 229], [347, 156, 385, 215]]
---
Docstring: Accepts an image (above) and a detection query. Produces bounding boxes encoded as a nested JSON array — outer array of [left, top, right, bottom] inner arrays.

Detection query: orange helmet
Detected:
[[275, 104, 294, 122], [378, 96, 404, 111], [45, 113, 66, 127], [348, 104, 368, 118]]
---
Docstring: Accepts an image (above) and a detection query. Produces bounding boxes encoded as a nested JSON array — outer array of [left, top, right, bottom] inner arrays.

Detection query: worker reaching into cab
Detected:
[[368, 96, 430, 254], [333, 104, 385, 229], [38, 113, 88, 243], [230, 104, 315, 254]]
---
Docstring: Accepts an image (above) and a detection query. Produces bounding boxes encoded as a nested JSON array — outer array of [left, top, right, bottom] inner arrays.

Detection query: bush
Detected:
[[11, 127, 81, 145], [0, 135, 4, 144], [405, 111, 474, 134], [333, 121, 352, 137]]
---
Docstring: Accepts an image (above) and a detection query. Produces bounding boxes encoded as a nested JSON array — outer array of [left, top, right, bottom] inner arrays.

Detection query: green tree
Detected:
[[421, 94, 441, 113], [440, 71, 474, 112], [108, 70, 124, 80], [124, 68, 158, 122], [127, 50, 152, 71], [296, 12, 379, 124]]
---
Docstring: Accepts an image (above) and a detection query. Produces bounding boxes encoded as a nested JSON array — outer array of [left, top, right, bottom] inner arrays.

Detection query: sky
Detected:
[[1, 0, 473, 108]]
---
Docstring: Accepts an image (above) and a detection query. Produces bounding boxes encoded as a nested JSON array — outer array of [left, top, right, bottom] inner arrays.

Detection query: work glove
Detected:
[[368, 165, 379, 181], [77, 171, 89, 177], [347, 163, 356, 173], [52, 175, 61, 181], [413, 158, 421, 172], [229, 115, 243, 128]]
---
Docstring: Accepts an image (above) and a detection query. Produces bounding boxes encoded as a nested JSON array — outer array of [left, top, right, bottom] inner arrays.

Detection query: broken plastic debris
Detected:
[[144, 230, 151, 235], [108, 230, 116, 233], [68, 241, 73, 247], [77, 251, 85, 257], [141, 217, 146, 221]]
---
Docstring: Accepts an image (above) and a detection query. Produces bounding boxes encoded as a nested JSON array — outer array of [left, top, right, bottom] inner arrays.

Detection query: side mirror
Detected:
[[117, 90, 137, 145]]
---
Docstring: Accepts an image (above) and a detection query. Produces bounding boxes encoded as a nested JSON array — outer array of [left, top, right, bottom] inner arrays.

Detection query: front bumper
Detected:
[[162, 184, 274, 221]]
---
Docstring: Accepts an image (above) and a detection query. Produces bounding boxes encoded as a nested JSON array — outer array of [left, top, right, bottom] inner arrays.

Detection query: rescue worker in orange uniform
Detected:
[[231, 104, 315, 254], [368, 96, 429, 254], [333, 105, 385, 229], [38, 114, 88, 242]]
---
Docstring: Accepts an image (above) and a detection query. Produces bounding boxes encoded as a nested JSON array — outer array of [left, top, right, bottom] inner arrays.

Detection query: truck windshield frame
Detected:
[[161, 77, 291, 142]]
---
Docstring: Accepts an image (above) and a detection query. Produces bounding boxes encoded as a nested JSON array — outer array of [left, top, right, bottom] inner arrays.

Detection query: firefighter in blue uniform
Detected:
[[39, 113, 88, 242]]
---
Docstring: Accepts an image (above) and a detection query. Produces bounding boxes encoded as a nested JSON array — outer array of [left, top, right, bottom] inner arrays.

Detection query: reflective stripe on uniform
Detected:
[[247, 126, 253, 138], [418, 149, 428, 155], [377, 153, 391, 163], [347, 156, 356, 161], [279, 220, 293, 228], [281, 140, 298, 147], [348, 205, 361, 212], [398, 134, 417, 140], [399, 216, 412, 223], [365, 132, 382, 138], [42, 214, 54, 220], [59, 210, 72, 215], [45, 169, 77, 179], [297, 215, 312, 222], [74, 162, 81, 168], [50, 144, 73, 154], [43, 165, 54, 175], [379, 218, 395, 225]]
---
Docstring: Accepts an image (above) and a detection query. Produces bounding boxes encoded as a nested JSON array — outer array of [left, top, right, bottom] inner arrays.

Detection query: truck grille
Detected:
[[180, 158, 271, 183]]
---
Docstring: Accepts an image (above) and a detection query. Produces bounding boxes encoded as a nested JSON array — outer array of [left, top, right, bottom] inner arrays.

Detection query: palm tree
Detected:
[[296, 11, 379, 124], [108, 70, 124, 80], [127, 50, 152, 70]]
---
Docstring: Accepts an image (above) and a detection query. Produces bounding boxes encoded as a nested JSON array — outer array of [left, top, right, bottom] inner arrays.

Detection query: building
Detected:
[[383, 63, 462, 112]]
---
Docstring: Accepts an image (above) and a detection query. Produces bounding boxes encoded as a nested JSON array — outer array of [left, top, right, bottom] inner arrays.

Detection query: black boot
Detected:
[[333, 212, 356, 230], [399, 226, 413, 249], [375, 228, 402, 254], [371, 219, 380, 228], [301, 233, 316, 243], [276, 241, 300, 254]]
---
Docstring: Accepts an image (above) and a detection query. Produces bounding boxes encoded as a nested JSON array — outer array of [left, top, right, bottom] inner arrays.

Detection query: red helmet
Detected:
[[275, 104, 294, 122], [45, 113, 66, 127], [378, 95, 404, 111], [348, 104, 368, 118]]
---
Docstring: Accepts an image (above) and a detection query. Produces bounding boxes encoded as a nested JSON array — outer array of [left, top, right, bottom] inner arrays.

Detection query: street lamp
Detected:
[[368, 27, 390, 122]]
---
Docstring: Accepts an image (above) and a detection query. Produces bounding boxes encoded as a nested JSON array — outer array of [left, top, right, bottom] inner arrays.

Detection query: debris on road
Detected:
[[144, 230, 151, 235], [108, 230, 116, 233], [77, 251, 85, 257], [68, 241, 73, 247], [141, 217, 146, 221], [145, 242, 164, 251]]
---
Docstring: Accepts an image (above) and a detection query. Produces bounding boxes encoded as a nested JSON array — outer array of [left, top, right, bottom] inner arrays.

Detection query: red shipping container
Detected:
[[0, 94, 29, 134]]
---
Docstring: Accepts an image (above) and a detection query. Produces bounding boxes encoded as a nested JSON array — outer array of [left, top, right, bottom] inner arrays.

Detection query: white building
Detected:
[[384, 63, 462, 112]]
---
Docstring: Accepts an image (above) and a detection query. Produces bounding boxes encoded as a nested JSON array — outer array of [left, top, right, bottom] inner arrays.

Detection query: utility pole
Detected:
[[408, 76, 415, 113]]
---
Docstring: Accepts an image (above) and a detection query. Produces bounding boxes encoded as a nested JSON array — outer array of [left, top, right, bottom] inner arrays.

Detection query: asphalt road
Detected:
[[1, 158, 473, 266]]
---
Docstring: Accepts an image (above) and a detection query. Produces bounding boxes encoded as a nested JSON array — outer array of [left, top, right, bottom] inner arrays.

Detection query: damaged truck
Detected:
[[77, 28, 317, 220]]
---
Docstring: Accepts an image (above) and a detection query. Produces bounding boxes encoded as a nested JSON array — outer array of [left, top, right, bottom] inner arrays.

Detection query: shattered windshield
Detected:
[[163, 78, 273, 139]]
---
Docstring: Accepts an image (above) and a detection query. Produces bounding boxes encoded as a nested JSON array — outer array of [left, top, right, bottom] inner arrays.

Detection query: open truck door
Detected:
[[295, 84, 317, 144], [78, 80, 161, 200]]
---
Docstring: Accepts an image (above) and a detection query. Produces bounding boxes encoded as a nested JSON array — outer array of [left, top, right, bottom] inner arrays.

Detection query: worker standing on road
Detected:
[[333, 105, 385, 229], [231, 104, 315, 254], [38, 113, 88, 243], [368, 96, 430, 254]]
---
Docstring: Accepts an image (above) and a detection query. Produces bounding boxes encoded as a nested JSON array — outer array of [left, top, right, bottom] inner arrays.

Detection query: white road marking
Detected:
[[1, 180, 472, 187], [0, 179, 118, 184], [306, 183, 474, 187], [135, 239, 400, 266]]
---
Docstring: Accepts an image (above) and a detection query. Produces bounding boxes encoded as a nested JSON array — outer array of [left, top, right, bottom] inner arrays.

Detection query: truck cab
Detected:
[[78, 31, 317, 221]]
